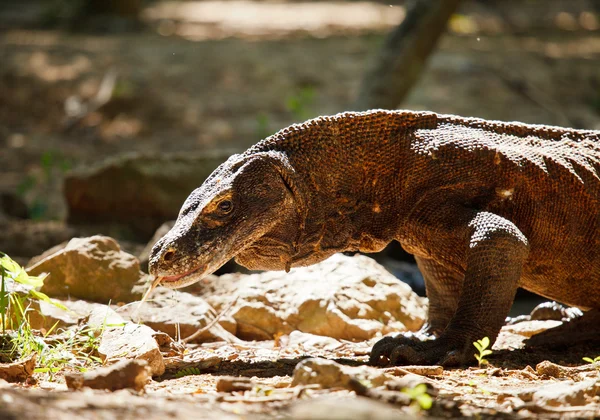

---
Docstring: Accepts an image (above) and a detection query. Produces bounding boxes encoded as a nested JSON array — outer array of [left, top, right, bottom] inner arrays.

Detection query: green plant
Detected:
[[473, 337, 493, 367], [0, 252, 111, 379], [0, 252, 65, 334], [582, 355, 600, 364], [402, 383, 433, 411], [175, 367, 202, 378]]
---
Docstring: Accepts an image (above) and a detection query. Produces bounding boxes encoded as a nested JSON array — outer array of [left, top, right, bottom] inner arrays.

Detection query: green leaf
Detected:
[[416, 393, 433, 410], [29, 290, 68, 311], [583, 357, 594, 363], [481, 349, 493, 357], [0, 255, 46, 288], [34, 367, 60, 373]]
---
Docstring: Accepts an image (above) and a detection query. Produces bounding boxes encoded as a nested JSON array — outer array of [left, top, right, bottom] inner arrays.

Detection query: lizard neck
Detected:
[[279, 110, 438, 261]]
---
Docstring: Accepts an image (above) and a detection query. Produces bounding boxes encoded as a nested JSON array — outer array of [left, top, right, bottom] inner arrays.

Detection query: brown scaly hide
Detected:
[[149, 110, 600, 366]]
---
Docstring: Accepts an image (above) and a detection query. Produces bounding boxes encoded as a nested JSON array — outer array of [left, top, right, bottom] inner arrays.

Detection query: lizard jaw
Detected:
[[157, 265, 207, 289]]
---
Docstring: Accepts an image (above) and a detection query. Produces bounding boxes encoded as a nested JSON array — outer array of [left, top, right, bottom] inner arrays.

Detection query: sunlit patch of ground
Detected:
[[143, 1, 406, 40]]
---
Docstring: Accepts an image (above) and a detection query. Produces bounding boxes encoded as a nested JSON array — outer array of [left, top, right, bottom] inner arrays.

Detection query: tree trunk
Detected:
[[353, 0, 462, 111]]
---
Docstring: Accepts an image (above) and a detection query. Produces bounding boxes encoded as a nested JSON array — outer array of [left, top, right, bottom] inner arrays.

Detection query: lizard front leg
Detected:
[[370, 210, 529, 366]]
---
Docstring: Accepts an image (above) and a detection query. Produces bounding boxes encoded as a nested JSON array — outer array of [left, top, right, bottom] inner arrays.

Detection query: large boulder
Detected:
[[64, 151, 235, 239], [200, 254, 427, 341], [27, 235, 149, 304]]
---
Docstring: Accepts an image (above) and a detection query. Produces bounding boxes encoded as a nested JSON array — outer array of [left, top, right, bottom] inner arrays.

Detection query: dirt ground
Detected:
[[1, 0, 600, 418]]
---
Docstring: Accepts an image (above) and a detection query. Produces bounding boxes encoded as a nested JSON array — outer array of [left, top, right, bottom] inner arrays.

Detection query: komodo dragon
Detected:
[[148, 110, 600, 366]]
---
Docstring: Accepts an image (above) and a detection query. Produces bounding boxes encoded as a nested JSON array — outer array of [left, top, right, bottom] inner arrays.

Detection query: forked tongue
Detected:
[[134, 275, 163, 316]]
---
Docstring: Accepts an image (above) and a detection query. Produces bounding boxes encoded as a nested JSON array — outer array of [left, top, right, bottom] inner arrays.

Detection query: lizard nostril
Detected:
[[163, 249, 176, 262]]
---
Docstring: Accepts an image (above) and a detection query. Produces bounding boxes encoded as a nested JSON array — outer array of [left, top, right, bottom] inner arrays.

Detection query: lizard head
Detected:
[[148, 151, 304, 288]]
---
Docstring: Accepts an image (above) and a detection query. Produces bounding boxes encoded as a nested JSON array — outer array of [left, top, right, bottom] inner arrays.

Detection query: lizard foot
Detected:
[[369, 334, 465, 367]]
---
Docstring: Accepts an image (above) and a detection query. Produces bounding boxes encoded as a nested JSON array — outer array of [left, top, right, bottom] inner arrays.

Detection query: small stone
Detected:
[[0, 353, 36, 383], [536, 360, 565, 378], [503, 320, 562, 338], [289, 395, 404, 420], [65, 359, 150, 391], [98, 322, 165, 377], [291, 358, 391, 389], [518, 380, 599, 407], [381, 365, 443, 377], [216, 376, 255, 393]]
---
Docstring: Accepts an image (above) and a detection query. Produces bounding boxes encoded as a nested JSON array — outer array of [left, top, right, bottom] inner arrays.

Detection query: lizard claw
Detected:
[[369, 334, 421, 366], [370, 334, 468, 367]]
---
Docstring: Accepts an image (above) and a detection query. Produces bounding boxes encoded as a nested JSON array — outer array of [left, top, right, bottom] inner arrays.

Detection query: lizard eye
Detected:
[[217, 199, 233, 214]]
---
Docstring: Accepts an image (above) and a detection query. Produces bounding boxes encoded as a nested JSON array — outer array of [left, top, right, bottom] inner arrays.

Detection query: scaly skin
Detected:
[[149, 110, 600, 366]]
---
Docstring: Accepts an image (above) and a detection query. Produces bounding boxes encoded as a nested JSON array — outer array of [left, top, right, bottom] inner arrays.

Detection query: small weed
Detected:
[[175, 367, 202, 378], [0, 252, 65, 334], [402, 383, 433, 411], [582, 355, 600, 364], [0, 252, 111, 379], [473, 337, 493, 367]]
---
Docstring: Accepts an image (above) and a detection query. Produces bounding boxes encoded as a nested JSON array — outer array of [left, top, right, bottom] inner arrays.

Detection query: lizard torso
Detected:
[[245, 110, 600, 309]]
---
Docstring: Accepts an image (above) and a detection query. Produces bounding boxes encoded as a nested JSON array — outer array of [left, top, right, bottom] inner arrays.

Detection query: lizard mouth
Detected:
[[158, 265, 206, 289]]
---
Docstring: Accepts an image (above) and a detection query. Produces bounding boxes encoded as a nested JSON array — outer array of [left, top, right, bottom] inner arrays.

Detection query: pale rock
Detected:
[[503, 320, 563, 338], [291, 358, 392, 389], [203, 254, 426, 341], [286, 331, 345, 352], [65, 359, 150, 392], [290, 395, 404, 420], [118, 287, 237, 343], [98, 322, 166, 377], [27, 235, 149, 304], [518, 379, 600, 407]]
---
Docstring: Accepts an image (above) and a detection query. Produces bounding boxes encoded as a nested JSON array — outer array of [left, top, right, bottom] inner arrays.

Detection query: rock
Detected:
[[65, 359, 150, 392], [0, 385, 239, 419], [202, 254, 427, 341], [27, 235, 149, 304], [286, 330, 346, 352], [64, 151, 234, 239], [535, 361, 565, 378], [0, 353, 36, 383], [216, 376, 255, 393], [98, 319, 166, 377], [503, 320, 562, 338], [118, 287, 237, 343], [518, 380, 600, 407], [289, 395, 405, 420], [381, 365, 444, 377], [291, 358, 392, 389]]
